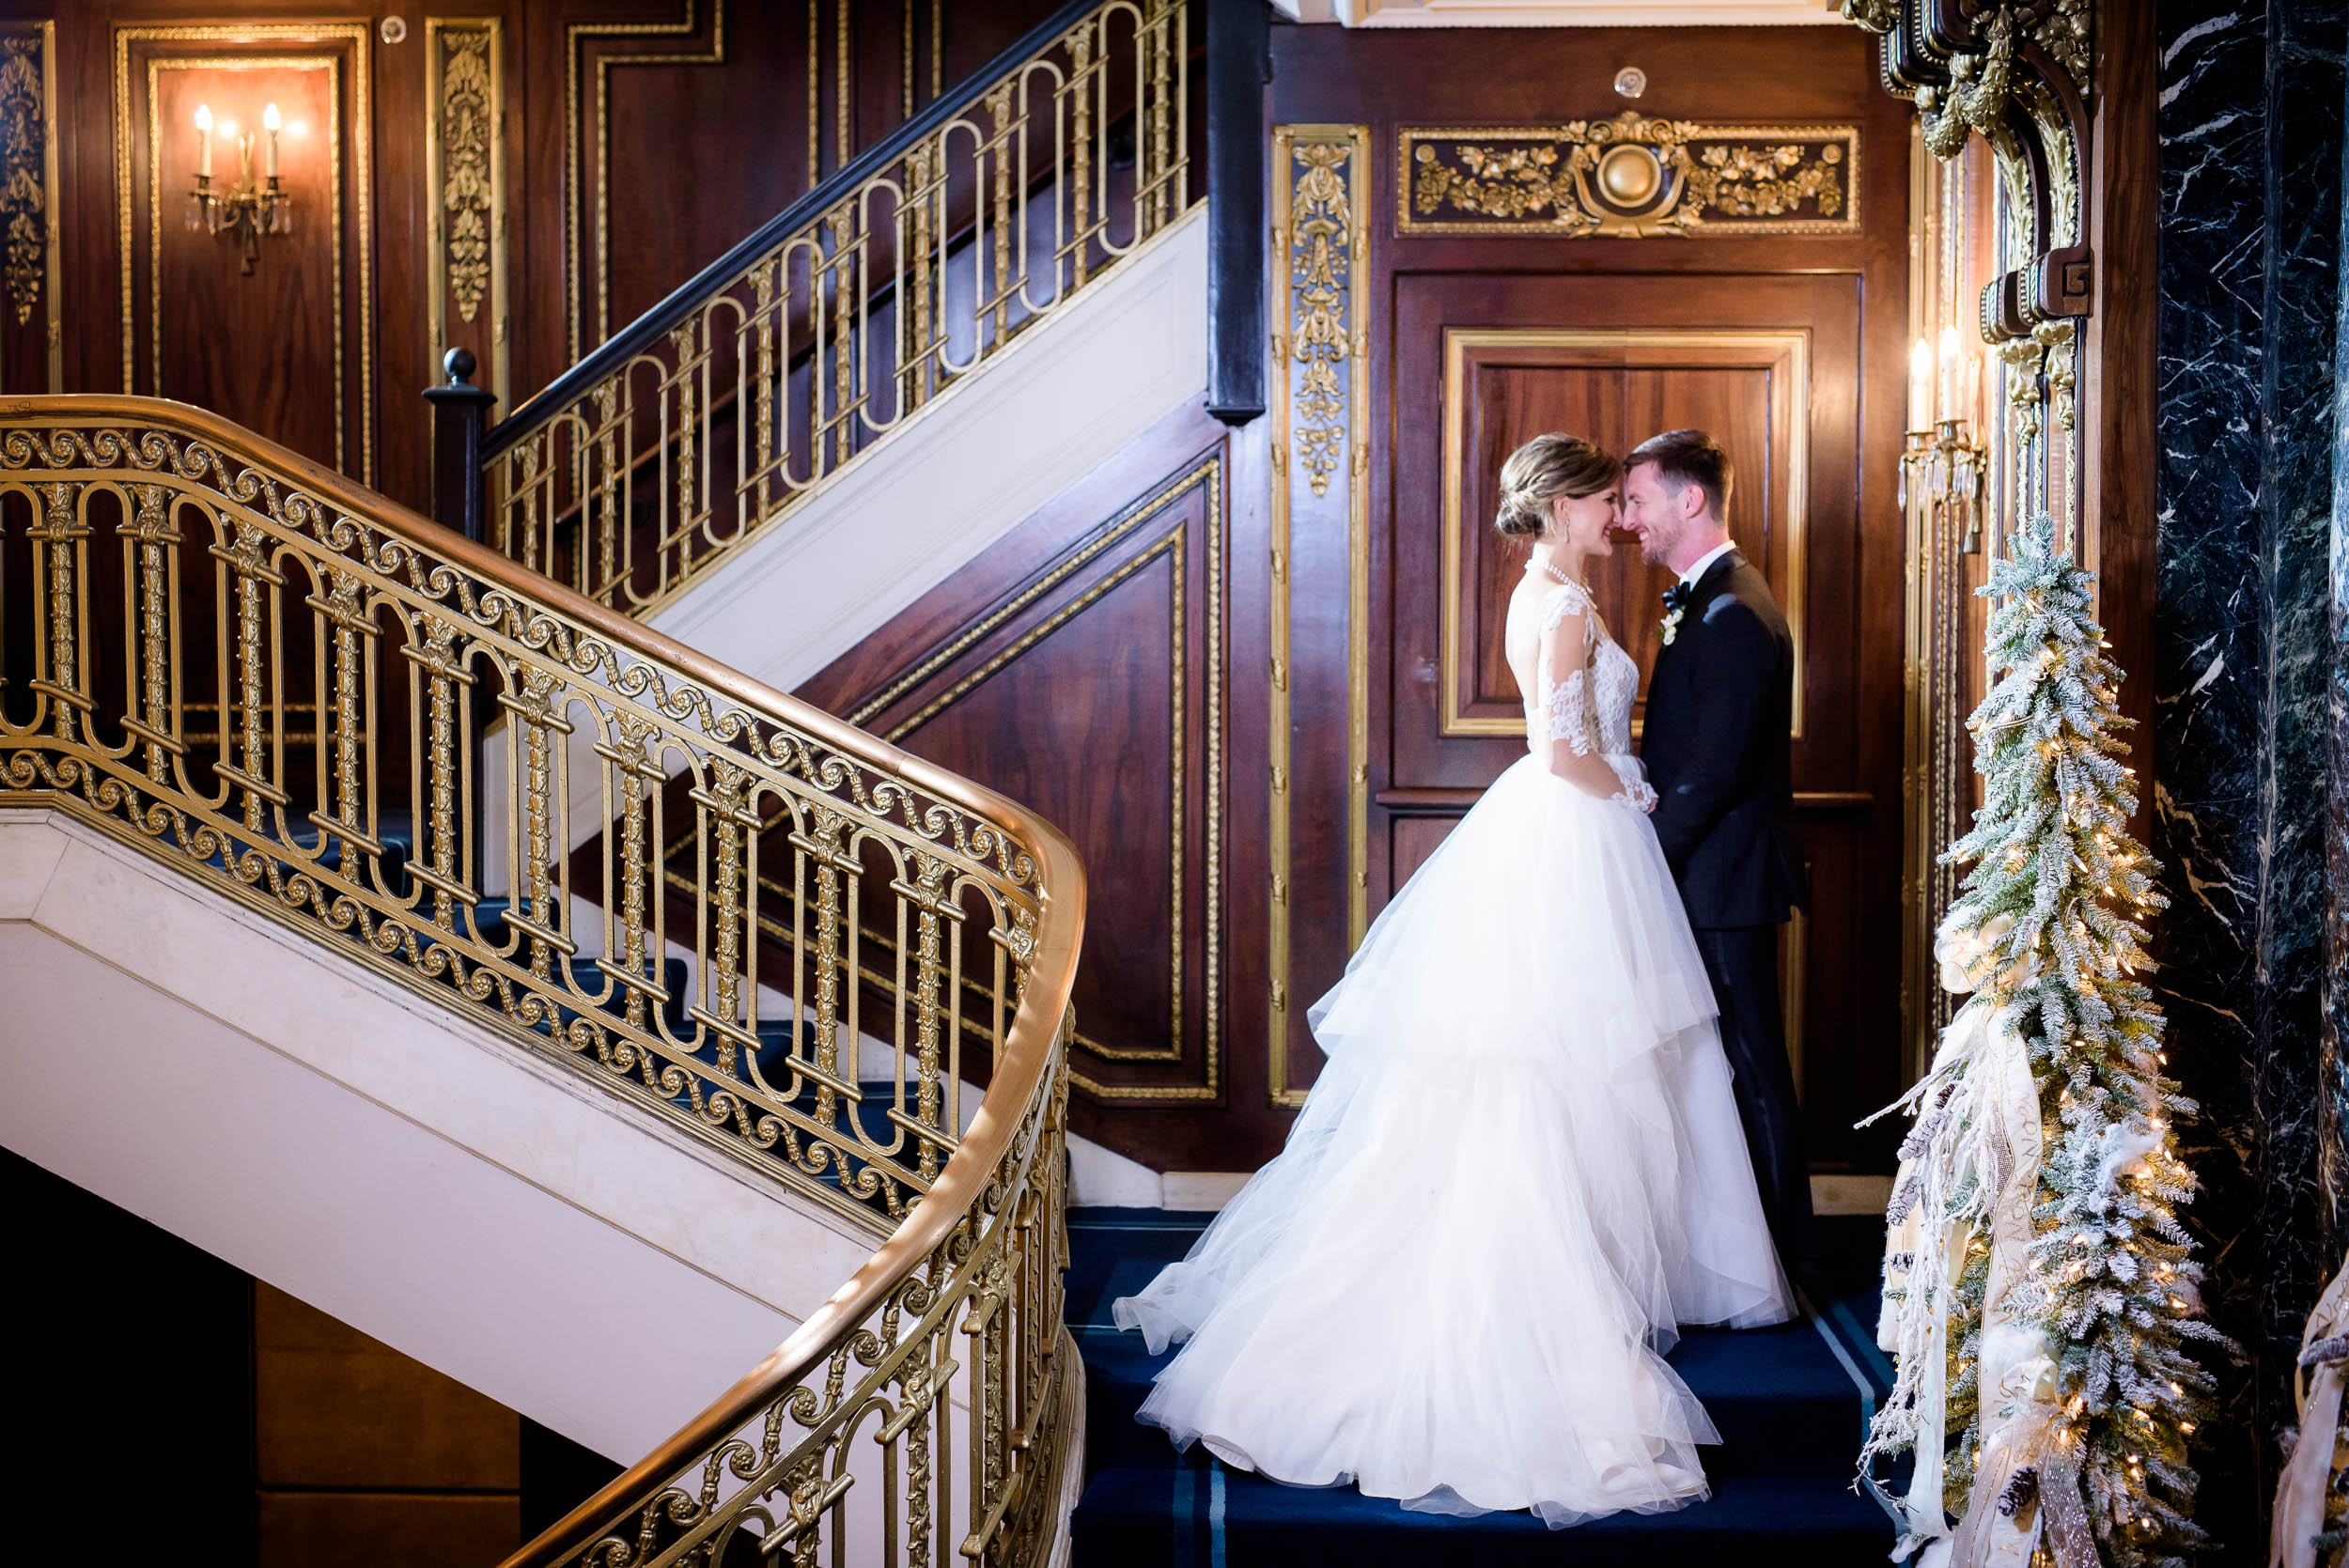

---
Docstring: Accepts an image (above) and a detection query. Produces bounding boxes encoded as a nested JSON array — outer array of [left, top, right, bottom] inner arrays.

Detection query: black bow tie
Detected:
[[1661, 582, 1694, 613]]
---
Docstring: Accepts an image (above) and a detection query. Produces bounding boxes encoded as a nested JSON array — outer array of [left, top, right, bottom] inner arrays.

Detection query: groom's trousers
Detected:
[[1691, 926, 1814, 1267]]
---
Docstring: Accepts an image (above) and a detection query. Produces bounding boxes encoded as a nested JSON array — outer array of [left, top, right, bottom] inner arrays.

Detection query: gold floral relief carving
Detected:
[[0, 29, 47, 326], [436, 25, 493, 323], [1288, 141, 1356, 498], [1399, 113, 1860, 239]]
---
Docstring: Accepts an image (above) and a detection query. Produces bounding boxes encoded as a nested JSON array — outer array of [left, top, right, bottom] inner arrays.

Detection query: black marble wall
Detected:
[[2153, 0, 2348, 1552]]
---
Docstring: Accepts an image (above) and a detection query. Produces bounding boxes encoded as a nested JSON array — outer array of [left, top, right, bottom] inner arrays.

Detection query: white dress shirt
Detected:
[[1678, 539, 1737, 591]]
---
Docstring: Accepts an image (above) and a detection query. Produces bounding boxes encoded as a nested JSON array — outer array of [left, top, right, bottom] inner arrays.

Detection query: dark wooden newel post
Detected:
[[422, 347, 496, 545]]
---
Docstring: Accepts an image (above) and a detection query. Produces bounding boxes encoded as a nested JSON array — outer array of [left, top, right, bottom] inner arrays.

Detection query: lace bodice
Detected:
[[1512, 578, 1639, 758]]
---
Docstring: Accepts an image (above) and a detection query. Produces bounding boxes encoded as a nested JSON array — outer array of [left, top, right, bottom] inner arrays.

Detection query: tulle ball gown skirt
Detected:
[[1113, 755, 1792, 1527]]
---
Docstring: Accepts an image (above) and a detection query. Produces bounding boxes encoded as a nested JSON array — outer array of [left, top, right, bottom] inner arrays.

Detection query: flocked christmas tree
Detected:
[[1876, 515, 2228, 1566]]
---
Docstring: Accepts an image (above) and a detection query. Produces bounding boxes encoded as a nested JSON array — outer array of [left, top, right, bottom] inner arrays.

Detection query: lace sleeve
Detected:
[[1537, 668, 1595, 756], [1534, 581, 1597, 756]]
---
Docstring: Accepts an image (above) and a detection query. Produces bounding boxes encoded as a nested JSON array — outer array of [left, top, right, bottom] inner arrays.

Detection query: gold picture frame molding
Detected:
[[1435, 326, 1811, 741]]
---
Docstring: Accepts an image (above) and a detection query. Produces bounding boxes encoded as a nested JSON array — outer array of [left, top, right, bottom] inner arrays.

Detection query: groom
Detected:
[[1622, 429, 1813, 1268]]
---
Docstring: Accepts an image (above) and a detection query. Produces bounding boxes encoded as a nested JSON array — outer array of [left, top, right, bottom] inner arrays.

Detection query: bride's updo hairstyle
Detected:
[[1494, 433, 1623, 539]]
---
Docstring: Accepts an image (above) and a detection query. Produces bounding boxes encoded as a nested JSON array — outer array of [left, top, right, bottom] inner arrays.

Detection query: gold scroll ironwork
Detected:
[[494, 0, 1193, 620], [0, 396, 1075, 1234], [1399, 113, 1860, 238], [0, 395, 1086, 1568]]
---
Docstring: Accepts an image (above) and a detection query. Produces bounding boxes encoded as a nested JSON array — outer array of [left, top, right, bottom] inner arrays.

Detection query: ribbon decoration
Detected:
[[1866, 914, 2042, 1560], [1942, 1361, 2095, 1568], [2271, 1251, 2349, 1567]]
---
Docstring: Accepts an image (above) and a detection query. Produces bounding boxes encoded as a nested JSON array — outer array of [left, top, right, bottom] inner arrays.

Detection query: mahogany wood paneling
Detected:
[[115, 26, 376, 483], [795, 402, 1267, 1168], [4, 0, 1068, 516], [1269, 21, 1913, 1172], [2085, 0, 2158, 825]]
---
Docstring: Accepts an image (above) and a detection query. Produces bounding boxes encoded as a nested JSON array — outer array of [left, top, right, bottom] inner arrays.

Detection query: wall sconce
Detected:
[[186, 101, 292, 275], [1903, 332, 1989, 551], [1902, 418, 1989, 552]]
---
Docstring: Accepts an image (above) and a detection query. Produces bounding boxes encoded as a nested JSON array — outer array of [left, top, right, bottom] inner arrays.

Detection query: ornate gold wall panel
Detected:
[[0, 21, 60, 391], [112, 24, 375, 486], [427, 19, 509, 404], [1269, 122, 1368, 1110], [1399, 115, 1860, 238]]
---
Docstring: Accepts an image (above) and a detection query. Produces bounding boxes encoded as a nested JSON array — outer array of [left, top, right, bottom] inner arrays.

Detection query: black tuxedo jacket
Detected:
[[1641, 548, 1807, 928]]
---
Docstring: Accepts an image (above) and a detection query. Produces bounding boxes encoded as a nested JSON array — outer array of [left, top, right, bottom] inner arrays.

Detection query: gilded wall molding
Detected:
[[1846, 0, 2092, 339], [566, 2, 726, 358], [1399, 115, 1860, 238], [1270, 123, 1368, 1110], [114, 26, 375, 485], [865, 459, 1225, 1105], [427, 19, 509, 402], [0, 21, 60, 390]]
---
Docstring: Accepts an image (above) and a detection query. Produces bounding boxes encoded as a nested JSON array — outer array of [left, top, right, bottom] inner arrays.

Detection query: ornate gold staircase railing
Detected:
[[0, 396, 1089, 1564], [477, 0, 1192, 616]]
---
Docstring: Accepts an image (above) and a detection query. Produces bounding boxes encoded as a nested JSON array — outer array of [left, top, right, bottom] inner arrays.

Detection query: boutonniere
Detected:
[[1658, 582, 1693, 645]]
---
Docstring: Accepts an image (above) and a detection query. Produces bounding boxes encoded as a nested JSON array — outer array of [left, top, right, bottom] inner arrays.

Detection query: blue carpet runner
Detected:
[[1067, 1208, 1900, 1566]]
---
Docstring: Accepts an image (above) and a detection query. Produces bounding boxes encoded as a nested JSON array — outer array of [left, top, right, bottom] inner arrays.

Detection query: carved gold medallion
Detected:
[[1399, 113, 1860, 238]]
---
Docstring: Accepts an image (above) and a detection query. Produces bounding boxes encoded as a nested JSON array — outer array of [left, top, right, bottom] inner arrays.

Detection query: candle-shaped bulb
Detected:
[[1909, 336, 1932, 427], [1938, 323, 1962, 364], [263, 102, 281, 179], [1910, 337, 1933, 382], [262, 102, 281, 132], [194, 103, 213, 132], [194, 102, 213, 178]]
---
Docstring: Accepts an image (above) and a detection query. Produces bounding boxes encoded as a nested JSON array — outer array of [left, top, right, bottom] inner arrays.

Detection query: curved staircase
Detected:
[[0, 395, 1085, 1567]]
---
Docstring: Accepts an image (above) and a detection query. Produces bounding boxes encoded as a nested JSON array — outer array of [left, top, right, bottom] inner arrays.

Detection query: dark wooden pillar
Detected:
[[1204, 0, 1268, 426]]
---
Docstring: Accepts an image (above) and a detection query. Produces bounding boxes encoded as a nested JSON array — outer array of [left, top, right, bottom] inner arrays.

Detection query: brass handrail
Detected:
[[482, 0, 1192, 617], [0, 394, 1090, 1565]]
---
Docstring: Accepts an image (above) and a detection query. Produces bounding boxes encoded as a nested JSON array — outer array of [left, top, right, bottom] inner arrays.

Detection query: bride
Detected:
[[1112, 433, 1793, 1526]]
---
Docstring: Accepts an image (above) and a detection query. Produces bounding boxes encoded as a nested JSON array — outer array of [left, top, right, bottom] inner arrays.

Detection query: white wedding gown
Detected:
[[1112, 567, 1792, 1527]]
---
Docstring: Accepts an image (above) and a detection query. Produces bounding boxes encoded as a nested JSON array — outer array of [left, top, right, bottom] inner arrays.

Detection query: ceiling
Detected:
[[1271, 0, 1849, 25]]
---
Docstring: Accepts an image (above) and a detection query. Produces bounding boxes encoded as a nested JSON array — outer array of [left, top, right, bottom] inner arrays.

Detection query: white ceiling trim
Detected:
[[1275, 0, 1851, 25]]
